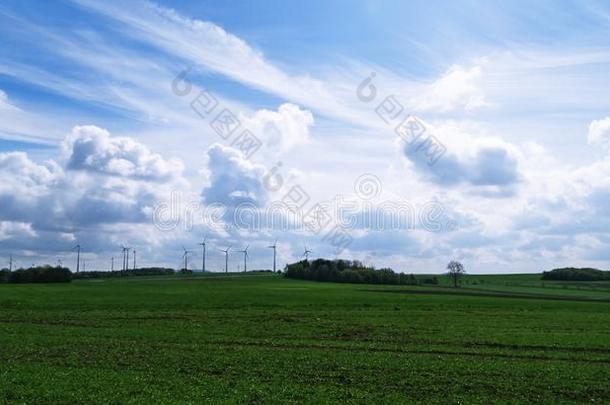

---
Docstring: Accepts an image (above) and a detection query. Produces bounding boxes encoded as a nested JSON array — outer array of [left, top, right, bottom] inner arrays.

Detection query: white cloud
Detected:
[[401, 121, 521, 196], [243, 103, 314, 154], [0, 89, 9, 107], [588, 117, 610, 146], [0, 128, 191, 259], [0, 152, 63, 197], [202, 144, 268, 208], [63, 125, 184, 181], [0, 221, 37, 241], [414, 65, 489, 113], [0, 89, 21, 114]]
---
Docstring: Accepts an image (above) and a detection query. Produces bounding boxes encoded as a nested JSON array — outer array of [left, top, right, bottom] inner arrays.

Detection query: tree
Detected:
[[447, 260, 465, 287]]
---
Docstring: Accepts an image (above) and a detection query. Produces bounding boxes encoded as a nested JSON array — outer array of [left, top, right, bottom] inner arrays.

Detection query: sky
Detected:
[[1, 0, 610, 273]]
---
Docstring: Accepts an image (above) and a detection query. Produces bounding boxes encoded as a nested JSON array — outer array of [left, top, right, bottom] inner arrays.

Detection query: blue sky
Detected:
[[1, 0, 610, 273]]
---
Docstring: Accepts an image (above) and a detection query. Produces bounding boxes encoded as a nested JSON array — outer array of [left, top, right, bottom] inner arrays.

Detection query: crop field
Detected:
[[1, 273, 610, 403]]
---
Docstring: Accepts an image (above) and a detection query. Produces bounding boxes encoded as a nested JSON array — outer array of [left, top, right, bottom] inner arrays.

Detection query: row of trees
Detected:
[[0, 266, 72, 283], [541, 267, 610, 281], [73, 267, 176, 279], [1, 260, 466, 286], [284, 259, 440, 286], [0, 266, 179, 283]]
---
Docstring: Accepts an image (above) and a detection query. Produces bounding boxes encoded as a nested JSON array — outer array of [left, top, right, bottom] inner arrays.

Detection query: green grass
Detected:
[[2, 273, 610, 403], [450, 273, 610, 299]]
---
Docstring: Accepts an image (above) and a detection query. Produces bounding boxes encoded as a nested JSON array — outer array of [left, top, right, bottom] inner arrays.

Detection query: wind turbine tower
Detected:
[[121, 246, 131, 271], [73, 244, 81, 273], [182, 247, 192, 271], [238, 245, 249, 272], [219, 246, 231, 273], [267, 240, 277, 272], [198, 237, 207, 272], [121, 246, 126, 271]]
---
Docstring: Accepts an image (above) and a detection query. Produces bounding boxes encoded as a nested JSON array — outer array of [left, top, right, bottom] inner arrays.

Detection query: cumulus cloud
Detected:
[[242, 103, 314, 154], [498, 156, 610, 265], [0, 221, 37, 241], [202, 144, 268, 208], [0, 152, 64, 225], [402, 130, 521, 197], [0, 127, 190, 259], [588, 117, 610, 146], [64, 125, 184, 181], [0, 152, 63, 191], [414, 65, 489, 113]]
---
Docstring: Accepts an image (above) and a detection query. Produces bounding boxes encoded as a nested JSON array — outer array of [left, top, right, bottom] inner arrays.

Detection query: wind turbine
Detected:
[[72, 244, 81, 273], [303, 245, 313, 261], [121, 245, 130, 271], [219, 246, 231, 273], [267, 239, 277, 272], [238, 245, 249, 272], [8, 254, 13, 272], [133, 249, 137, 270], [182, 246, 192, 271], [198, 237, 207, 272], [111, 256, 114, 271], [125, 247, 131, 271]]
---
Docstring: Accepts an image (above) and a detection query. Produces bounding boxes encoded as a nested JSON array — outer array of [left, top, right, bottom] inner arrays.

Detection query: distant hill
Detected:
[[541, 267, 610, 281]]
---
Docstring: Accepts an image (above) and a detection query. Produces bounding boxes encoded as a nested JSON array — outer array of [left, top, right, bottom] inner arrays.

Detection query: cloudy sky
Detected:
[[1, 0, 610, 273]]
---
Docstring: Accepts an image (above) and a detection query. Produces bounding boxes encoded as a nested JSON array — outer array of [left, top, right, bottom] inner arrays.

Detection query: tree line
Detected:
[[284, 259, 439, 286], [73, 267, 175, 279], [0, 266, 179, 283], [541, 267, 610, 281], [0, 266, 72, 283]]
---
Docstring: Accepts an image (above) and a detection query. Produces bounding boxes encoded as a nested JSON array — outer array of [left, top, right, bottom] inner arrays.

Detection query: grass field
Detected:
[[2, 273, 610, 403]]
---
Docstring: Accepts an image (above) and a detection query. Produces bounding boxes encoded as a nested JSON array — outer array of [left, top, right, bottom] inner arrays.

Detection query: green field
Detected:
[[2, 273, 610, 403]]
